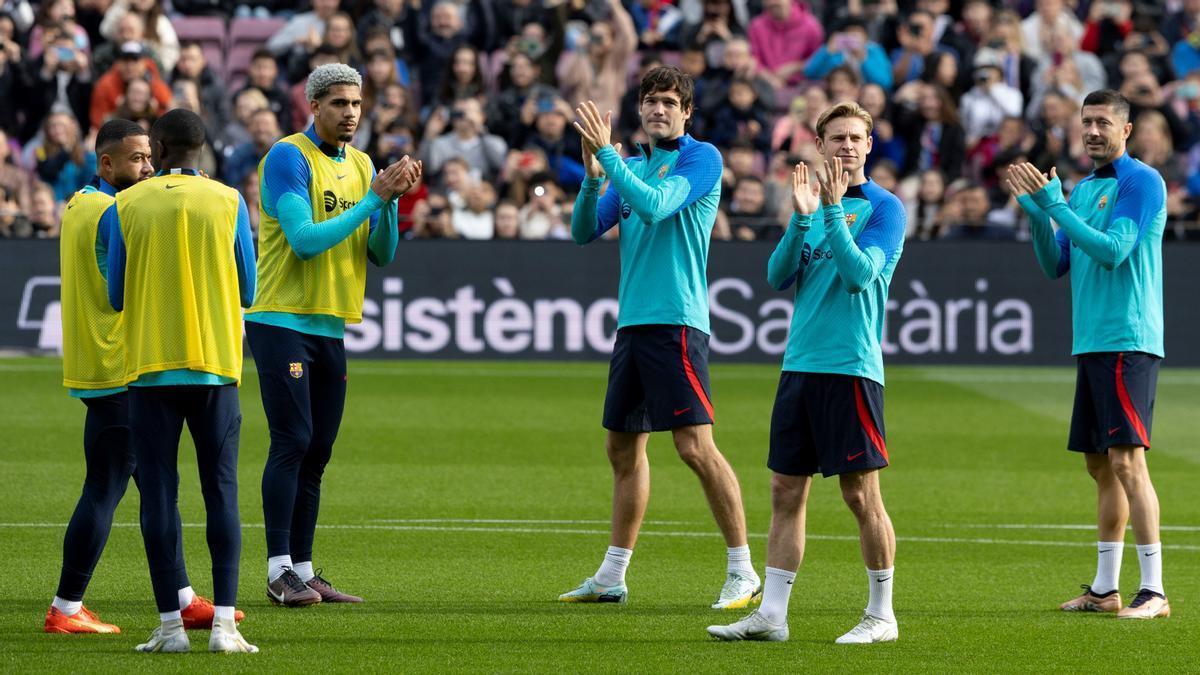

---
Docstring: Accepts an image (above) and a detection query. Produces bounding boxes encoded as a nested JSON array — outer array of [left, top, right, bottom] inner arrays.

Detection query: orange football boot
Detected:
[[44, 606, 121, 634], [181, 595, 245, 630]]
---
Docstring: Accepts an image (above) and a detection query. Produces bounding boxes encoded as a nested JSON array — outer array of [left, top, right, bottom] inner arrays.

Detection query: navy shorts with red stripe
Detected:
[[768, 372, 889, 477], [602, 325, 715, 433], [1069, 352, 1159, 454]]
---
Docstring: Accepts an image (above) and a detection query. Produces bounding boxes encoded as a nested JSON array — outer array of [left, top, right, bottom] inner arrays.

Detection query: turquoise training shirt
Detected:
[[1018, 152, 1165, 357], [766, 180, 905, 385], [570, 134, 723, 334]]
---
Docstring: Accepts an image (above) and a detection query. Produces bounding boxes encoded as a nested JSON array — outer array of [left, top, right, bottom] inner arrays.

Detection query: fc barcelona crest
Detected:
[[845, 213, 858, 227], [658, 165, 669, 179], [289, 362, 304, 379], [1098, 195, 1108, 209]]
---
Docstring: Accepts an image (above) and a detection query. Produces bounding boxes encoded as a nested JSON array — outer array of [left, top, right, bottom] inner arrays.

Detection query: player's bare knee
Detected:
[[770, 473, 808, 511]]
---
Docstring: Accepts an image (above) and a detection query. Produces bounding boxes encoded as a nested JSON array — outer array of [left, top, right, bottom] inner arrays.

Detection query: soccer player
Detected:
[[561, 66, 760, 609], [248, 63, 421, 606], [708, 102, 905, 644], [49, 118, 239, 635], [105, 109, 259, 653], [1006, 89, 1169, 620]]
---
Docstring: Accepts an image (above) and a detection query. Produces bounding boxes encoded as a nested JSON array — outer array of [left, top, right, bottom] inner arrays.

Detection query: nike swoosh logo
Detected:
[[336, 174, 347, 179], [786, 580, 793, 585], [164, 184, 181, 190], [876, 576, 891, 583], [1108, 427, 1121, 436], [1098, 548, 1115, 553], [847, 451, 866, 461], [267, 586, 285, 602], [673, 407, 691, 416], [1144, 552, 1158, 557]]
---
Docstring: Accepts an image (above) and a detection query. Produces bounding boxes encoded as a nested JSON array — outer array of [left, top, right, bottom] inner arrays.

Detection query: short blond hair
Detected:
[[815, 101, 874, 139]]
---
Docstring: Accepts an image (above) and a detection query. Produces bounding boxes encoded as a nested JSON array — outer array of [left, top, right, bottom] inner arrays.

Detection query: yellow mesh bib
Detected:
[[118, 174, 244, 383], [250, 133, 374, 323], [60, 188, 125, 389]]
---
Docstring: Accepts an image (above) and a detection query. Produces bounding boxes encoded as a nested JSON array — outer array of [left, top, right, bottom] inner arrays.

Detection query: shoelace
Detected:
[[311, 568, 332, 587], [280, 567, 310, 593], [1127, 589, 1160, 608]]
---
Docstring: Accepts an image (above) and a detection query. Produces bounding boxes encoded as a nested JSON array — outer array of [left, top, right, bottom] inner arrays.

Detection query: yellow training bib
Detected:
[[60, 188, 124, 389]]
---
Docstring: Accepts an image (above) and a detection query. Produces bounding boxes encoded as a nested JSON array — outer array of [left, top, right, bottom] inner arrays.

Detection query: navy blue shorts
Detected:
[[602, 325, 715, 433], [1068, 352, 1159, 454], [768, 372, 889, 477]]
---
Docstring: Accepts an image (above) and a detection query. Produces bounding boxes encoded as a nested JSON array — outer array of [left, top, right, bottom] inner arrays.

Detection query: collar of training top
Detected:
[[638, 134, 689, 158], [87, 175, 118, 196], [155, 168, 201, 176], [305, 125, 346, 159], [1092, 152, 1130, 179]]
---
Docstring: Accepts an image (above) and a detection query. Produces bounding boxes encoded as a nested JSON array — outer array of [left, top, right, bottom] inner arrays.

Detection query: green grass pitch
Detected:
[[0, 358, 1197, 672]]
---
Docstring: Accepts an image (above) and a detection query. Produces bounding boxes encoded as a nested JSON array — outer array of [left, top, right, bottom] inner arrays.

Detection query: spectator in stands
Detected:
[[365, 84, 419, 162], [522, 96, 584, 189], [720, 140, 762, 204], [433, 45, 485, 111], [451, 176, 497, 240], [675, 0, 744, 62], [747, 0, 822, 89], [92, 12, 160, 76], [1027, 90, 1086, 175], [112, 77, 160, 128], [770, 94, 814, 159], [287, 44, 340, 132], [0, 129, 28, 212], [0, 0, 33, 36], [517, 172, 565, 239], [89, 41, 171, 130], [405, 0, 495, 109], [827, 65, 861, 104], [1119, 64, 1192, 150], [422, 96, 507, 180], [986, 9, 1036, 102], [239, 48, 291, 131], [288, 10, 362, 81], [28, 0, 90, 61], [357, 0, 406, 55], [266, 0, 339, 60], [960, 50, 1023, 148], [1021, 0, 1082, 61], [498, 146, 547, 205], [1129, 109, 1190, 222], [946, 0, 993, 58], [618, 52, 663, 139], [28, 26, 93, 139], [1028, 25, 1106, 116], [870, 158, 899, 193], [489, 50, 559, 148], [0, 183, 31, 238], [494, 0, 550, 48], [28, 180, 60, 237], [921, 50, 962, 99], [727, 175, 777, 240], [895, 81, 966, 181], [804, 16, 892, 90], [891, 9, 948, 88], [501, 5, 566, 87], [941, 181, 1016, 240], [493, 199, 519, 239], [858, 81, 904, 172], [629, 0, 683, 50], [558, 0, 636, 126], [33, 112, 93, 202], [707, 78, 772, 154], [698, 37, 775, 121], [216, 87, 269, 158], [171, 41, 229, 137], [221, 107, 279, 185], [1082, 0, 1133, 55], [0, 12, 19, 132], [905, 167, 945, 240], [100, 0, 177, 72], [411, 190, 457, 239]]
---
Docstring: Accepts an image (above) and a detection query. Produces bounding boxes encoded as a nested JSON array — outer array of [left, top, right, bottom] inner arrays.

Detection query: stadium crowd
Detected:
[[2, 0, 1200, 242]]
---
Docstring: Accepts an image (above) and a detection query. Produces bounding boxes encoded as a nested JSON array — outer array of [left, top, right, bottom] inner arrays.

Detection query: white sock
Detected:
[[268, 555, 293, 582], [160, 610, 182, 623], [758, 567, 796, 624], [1091, 542, 1124, 594], [866, 567, 895, 621], [177, 585, 195, 610], [292, 561, 315, 583], [1135, 543, 1164, 595], [726, 545, 756, 578], [51, 596, 82, 617], [593, 546, 632, 587], [214, 605, 236, 622]]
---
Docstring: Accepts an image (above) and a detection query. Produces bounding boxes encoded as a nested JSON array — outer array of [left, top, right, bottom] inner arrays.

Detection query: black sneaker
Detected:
[[267, 568, 322, 607]]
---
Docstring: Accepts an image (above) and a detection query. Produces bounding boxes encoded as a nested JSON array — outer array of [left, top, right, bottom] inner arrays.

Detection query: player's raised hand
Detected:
[[370, 156, 411, 200], [395, 158, 423, 195], [817, 157, 850, 206], [1001, 165, 1030, 197], [583, 142, 621, 179], [791, 162, 820, 215], [574, 101, 613, 155]]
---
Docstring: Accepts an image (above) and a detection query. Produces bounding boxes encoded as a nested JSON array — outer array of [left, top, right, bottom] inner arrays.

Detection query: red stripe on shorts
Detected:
[[854, 379, 888, 461], [680, 327, 714, 421], [1115, 353, 1150, 448]]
